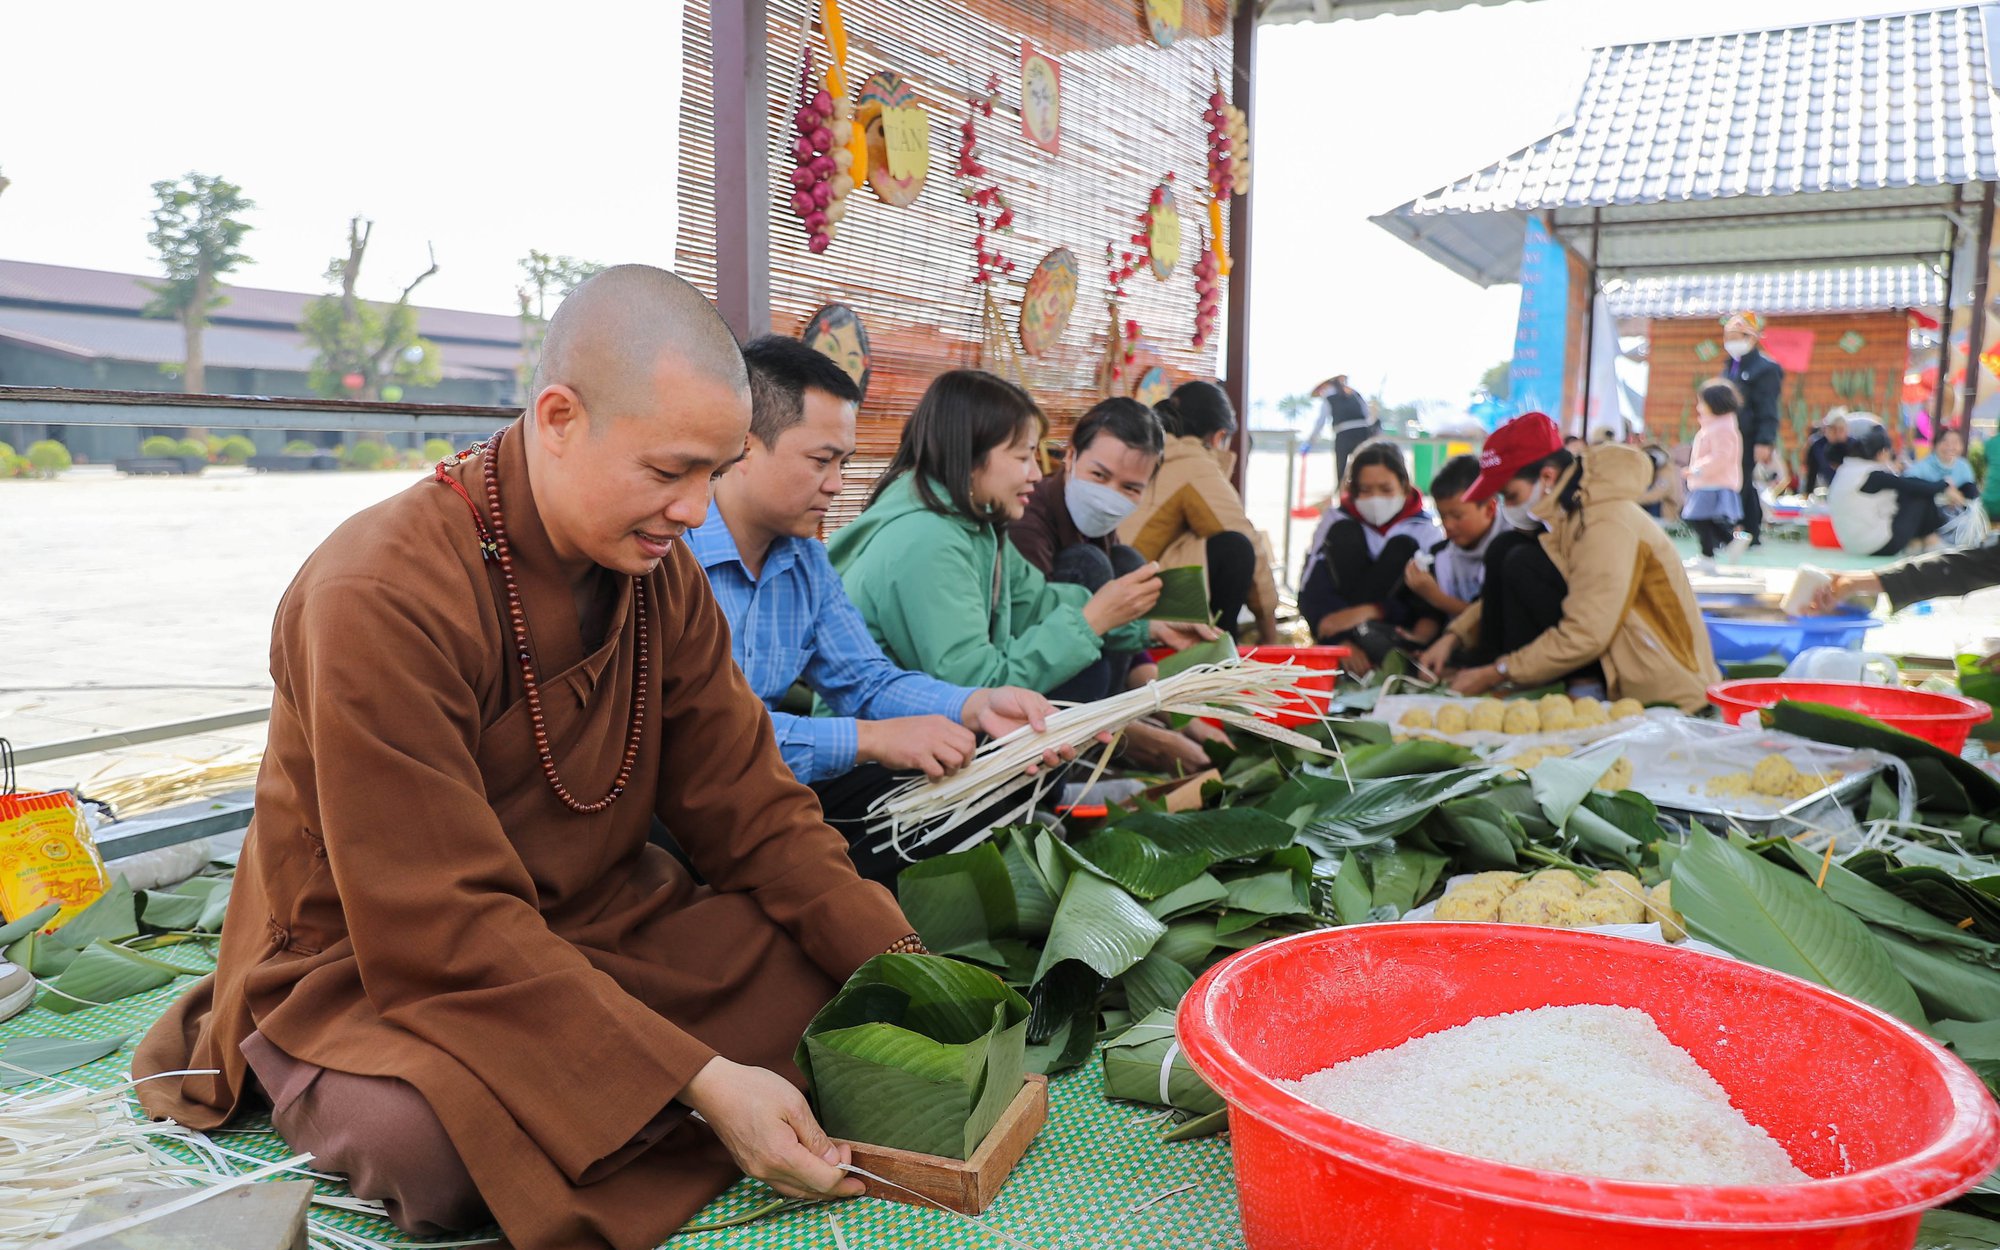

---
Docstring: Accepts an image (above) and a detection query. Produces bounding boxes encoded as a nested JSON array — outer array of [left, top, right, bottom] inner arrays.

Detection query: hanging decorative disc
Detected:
[[1143, 0, 1183, 47], [1133, 365, 1171, 407], [1019, 248, 1080, 358], [857, 71, 930, 207], [802, 304, 873, 402]]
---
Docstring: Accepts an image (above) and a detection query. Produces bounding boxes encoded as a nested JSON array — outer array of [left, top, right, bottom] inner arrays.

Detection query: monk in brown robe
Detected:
[[135, 266, 921, 1250]]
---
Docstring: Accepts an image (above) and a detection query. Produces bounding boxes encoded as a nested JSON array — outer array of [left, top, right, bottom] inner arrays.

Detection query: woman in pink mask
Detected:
[[1299, 439, 1443, 670]]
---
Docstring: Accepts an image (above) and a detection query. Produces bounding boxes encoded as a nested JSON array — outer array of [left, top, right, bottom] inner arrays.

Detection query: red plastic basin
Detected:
[[1239, 645, 1346, 729], [1179, 925, 2000, 1250], [1708, 679, 1991, 753], [1809, 514, 1841, 548]]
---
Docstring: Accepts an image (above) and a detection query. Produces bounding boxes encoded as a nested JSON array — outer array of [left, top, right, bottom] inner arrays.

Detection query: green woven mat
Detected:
[[3, 943, 1245, 1249]]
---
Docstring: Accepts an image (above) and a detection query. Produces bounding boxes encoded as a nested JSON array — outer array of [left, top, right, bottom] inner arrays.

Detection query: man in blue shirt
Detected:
[[689, 335, 1066, 881]]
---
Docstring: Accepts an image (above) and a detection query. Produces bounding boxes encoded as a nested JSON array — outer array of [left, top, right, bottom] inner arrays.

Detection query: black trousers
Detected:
[[1689, 518, 1734, 558], [1332, 422, 1380, 484], [1876, 493, 1948, 557], [1739, 444, 1765, 544], [1047, 542, 1146, 703], [1203, 530, 1257, 635], [1299, 519, 1421, 642]]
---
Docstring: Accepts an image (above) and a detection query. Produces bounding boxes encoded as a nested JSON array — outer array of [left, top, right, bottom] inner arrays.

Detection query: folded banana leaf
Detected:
[[42, 940, 191, 1015], [798, 954, 1030, 1160], [1145, 566, 1213, 623], [1100, 1008, 1223, 1114], [7, 879, 138, 977]]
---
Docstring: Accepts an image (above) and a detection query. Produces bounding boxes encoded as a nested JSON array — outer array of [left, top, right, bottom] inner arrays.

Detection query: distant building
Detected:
[[0, 259, 522, 460]]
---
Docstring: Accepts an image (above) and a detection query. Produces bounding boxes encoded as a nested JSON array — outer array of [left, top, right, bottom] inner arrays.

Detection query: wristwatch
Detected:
[[1495, 657, 1510, 681]]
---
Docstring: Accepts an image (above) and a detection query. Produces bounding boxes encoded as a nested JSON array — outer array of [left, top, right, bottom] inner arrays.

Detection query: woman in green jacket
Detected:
[[829, 370, 1172, 697]]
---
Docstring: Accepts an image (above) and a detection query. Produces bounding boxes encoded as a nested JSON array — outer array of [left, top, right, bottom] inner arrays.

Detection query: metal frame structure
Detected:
[[0, 385, 514, 435]]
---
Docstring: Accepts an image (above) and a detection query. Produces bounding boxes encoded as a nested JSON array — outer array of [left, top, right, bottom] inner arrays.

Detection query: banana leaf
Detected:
[[1100, 1009, 1223, 1114], [1362, 845, 1450, 917], [1672, 833, 1926, 1027], [0, 902, 60, 945], [1155, 917, 1222, 969], [1766, 843, 1997, 954], [1218, 847, 1314, 918], [1917, 1210, 2000, 1248], [1767, 700, 2000, 815], [1330, 854, 1372, 925], [1869, 927, 2000, 1025], [42, 940, 192, 1015], [798, 954, 1030, 1160], [1157, 633, 1237, 679], [1422, 796, 1525, 869], [140, 875, 231, 934], [1934, 1018, 2000, 1098], [7, 879, 139, 977], [898, 845, 1019, 956], [1001, 830, 1057, 938], [1032, 872, 1166, 983], [1065, 830, 1211, 901], [1023, 960, 1102, 1075], [1145, 873, 1230, 921], [0, 1033, 129, 1087], [1339, 739, 1474, 780], [1145, 566, 1213, 623], [1122, 953, 1197, 1019], [1108, 808, 1296, 863], [1257, 775, 1353, 828], [1295, 768, 1501, 857]]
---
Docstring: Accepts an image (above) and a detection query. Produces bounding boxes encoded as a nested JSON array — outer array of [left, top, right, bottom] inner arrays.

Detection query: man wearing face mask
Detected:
[[1722, 313, 1784, 548], [1120, 380, 1282, 644], [1011, 398, 1227, 771]]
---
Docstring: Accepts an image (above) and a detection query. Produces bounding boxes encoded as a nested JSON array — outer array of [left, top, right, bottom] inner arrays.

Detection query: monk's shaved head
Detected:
[[532, 264, 747, 421]]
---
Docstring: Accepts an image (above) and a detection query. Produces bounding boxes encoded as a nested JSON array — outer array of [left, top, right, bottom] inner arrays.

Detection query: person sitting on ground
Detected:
[[1419, 421, 1718, 711], [1008, 396, 1227, 772], [1119, 380, 1281, 643], [1827, 422, 1965, 557], [691, 336, 1075, 884], [829, 369, 1183, 702], [1681, 378, 1746, 563], [133, 267, 957, 1250], [1803, 413, 1849, 496], [1908, 425, 1978, 491], [1298, 439, 1443, 671], [1401, 452, 1499, 628]]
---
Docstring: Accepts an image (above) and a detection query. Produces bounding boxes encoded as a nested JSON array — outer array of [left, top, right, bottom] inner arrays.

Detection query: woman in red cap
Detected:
[[1419, 413, 1718, 712]]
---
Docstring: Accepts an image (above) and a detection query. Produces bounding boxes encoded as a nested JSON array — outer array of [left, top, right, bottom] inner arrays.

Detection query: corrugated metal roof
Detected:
[[1371, 5, 2000, 287], [0, 259, 522, 345], [1257, 0, 1523, 25], [1402, 5, 1999, 215], [1601, 263, 1944, 318]]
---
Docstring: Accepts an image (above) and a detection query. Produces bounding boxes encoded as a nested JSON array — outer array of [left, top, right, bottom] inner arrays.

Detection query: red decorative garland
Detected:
[[958, 74, 1016, 285]]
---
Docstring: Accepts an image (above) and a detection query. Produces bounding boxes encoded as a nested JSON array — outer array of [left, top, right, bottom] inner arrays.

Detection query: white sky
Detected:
[[0, 0, 1943, 417]]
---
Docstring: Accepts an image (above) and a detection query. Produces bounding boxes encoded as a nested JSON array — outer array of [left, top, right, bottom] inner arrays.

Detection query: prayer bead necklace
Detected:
[[436, 428, 648, 814]]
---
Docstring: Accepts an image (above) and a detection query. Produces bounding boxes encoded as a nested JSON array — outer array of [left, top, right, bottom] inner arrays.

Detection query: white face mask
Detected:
[[1064, 474, 1139, 538], [1499, 480, 1547, 532], [1355, 494, 1404, 527], [1723, 337, 1754, 360]]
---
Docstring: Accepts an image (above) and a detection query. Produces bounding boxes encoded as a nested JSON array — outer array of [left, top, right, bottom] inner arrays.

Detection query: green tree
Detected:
[[516, 251, 604, 395], [1275, 392, 1316, 426], [144, 173, 255, 394], [26, 440, 72, 478], [1478, 360, 1512, 402], [300, 216, 442, 401]]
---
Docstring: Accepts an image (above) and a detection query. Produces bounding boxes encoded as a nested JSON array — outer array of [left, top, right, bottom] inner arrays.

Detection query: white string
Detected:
[[1156, 1040, 1182, 1107]]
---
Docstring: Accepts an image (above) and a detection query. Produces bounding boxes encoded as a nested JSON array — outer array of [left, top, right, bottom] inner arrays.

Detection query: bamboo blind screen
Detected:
[[677, 0, 1235, 528]]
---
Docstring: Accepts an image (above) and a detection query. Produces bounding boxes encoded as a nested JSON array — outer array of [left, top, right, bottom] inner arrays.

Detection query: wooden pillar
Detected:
[[713, 0, 772, 342], [1932, 191, 1961, 438], [1960, 181, 1996, 432], [1224, 0, 1256, 492]]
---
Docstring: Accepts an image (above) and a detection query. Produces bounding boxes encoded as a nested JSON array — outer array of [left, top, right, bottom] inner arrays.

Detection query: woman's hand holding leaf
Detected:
[[1149, 619, 1221, 651], [1083, 562, 1162, 634], [681, 1057, 864, 1201]]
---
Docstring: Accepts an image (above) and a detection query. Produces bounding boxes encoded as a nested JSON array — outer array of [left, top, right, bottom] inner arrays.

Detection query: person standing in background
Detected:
[[1308, 374, 1379, 483], [1721, 313, 1784, 547]]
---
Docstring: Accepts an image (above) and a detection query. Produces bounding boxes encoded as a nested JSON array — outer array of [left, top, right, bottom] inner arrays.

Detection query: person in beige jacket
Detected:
[[1118, 380, 1280, 642], [1429, 442, 1719, 712]]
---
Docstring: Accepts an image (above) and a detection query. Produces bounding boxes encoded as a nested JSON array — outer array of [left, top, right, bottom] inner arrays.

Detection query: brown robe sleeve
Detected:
[[286, 572, 718, 1183], [650, 547, 913, 983]]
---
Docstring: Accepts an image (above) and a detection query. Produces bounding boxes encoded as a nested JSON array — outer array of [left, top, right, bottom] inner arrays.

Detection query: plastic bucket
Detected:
[[1178, 925, 2000, 1250], [1703, 609, 1879, 662], [1239, 645, 1346, 729], [1707, 679, 1992, 753], [1809, 514, 1841, 548]]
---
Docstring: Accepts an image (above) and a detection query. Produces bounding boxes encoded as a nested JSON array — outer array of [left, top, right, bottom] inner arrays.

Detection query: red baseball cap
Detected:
[[1465, 411, 1564, 503]]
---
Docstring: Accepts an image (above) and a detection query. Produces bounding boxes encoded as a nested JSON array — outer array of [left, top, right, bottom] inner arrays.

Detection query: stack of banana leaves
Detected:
[[894, 707, 2000, 1240]]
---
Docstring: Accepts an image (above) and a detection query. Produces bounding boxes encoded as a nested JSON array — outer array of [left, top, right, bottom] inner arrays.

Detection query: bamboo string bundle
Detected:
[[866, 658, 1333, 858], [80, 752, 262, 819]]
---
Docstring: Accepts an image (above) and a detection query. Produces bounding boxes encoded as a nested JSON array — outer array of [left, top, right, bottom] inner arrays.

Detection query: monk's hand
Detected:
[[1082, 562, 1162, 634], [855, 715, 976, 780], [962, 688, 1073, 773], [681, 1057, 864, 1201]]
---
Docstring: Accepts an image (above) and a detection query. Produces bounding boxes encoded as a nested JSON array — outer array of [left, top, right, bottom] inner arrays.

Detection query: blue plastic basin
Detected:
[[1702, 609, 1880, 663]]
